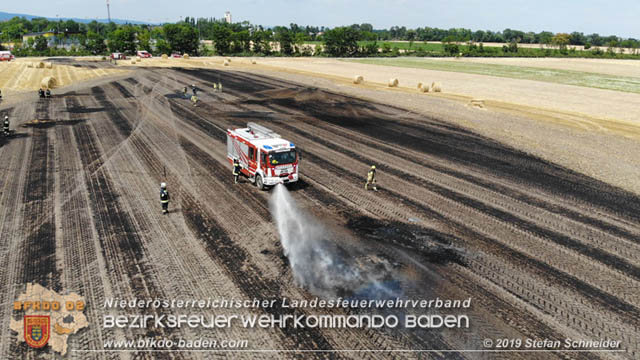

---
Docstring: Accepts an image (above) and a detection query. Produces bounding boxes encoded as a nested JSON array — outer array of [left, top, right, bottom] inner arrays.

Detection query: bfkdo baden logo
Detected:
[[24, 315, 50, 348], [11, 283, 88, 356]]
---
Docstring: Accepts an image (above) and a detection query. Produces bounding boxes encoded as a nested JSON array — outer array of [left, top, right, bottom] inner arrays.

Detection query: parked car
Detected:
[[137, 50, 152, 58], [0, 51, 14, 61], [110, 52, 126, 60], [171, 53, 182, 58]]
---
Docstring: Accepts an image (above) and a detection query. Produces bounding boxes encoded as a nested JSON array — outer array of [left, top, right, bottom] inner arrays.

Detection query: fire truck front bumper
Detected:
[[265, 173, 299, 186]]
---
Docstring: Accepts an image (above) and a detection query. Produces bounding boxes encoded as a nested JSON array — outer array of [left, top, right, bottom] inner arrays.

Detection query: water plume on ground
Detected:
[[269, 184, 400, 299]]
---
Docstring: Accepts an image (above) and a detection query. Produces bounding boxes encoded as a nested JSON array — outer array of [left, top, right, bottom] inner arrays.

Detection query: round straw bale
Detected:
[[388, 78, 399, 87], [251, 59, 256, 64], [27, 62, 34, 68], [45, 62, 53, 69], [469, 99, 485, 108], [131, 59, 137, 64], [41, 76, 57, 89], [419, 84, 430, 93], [161, 54, 168, 59], [353, 75, 364, 84], [223, 60, 230, 66], [226, 57, 231, 62], [183, 54, 190, 59], [136, 56, 141, 62], [431, 82, 442, 92], [417, 82, 423, 89], [36, 62, 45, 69]]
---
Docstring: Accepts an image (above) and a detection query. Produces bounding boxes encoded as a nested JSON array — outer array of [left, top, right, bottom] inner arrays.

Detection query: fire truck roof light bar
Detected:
[[247, 122, 281, 138]]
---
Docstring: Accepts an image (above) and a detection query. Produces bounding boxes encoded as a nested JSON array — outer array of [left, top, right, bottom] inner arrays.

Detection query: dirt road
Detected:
[[0, 60, 638, 359]]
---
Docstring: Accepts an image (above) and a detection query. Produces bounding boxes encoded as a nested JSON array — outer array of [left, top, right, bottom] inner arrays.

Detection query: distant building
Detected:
[[22, 31, 57, 43], [224, 11, 232, 24], [1, 42, 17, 50]]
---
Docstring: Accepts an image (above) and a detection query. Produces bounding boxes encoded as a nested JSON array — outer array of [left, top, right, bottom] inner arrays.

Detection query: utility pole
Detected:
[[106, 0, 111, 23]]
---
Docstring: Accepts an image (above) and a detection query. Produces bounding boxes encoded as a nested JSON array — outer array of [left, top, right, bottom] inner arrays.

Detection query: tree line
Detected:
[[0, 16, 638, 58]]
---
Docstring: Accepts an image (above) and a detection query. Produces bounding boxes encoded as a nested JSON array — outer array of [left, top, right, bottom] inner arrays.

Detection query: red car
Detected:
[[171, 53, 182, 58], [0, 52, 14, 61], [110, 52, 126, 60], [137, 50, 152, 58]]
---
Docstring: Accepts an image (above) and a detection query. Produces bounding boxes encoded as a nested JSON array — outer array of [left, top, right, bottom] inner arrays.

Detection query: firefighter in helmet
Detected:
[[365, 165, 377, 191], [191, 95, 198, 106], [218, 81, 223, 93], [213, 83, 218, 92], [160, 182, 170, 214], [3, 115, 9, 136], [233, 158, 242, 184], [191, 84, 198, 96]]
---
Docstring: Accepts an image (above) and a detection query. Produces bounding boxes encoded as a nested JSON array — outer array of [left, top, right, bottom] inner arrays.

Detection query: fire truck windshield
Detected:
[[269, 150, 296, 165]]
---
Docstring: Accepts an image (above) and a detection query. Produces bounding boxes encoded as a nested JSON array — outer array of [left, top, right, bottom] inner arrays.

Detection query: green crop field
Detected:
[[346, 58, 640, 94]]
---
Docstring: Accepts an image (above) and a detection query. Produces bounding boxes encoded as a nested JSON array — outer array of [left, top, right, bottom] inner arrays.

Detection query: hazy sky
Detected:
[[3, 0, 639, 38]]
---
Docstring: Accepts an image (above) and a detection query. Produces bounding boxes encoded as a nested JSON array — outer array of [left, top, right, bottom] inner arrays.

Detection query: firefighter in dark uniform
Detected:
[[183, 86, 188, 98], [191, 84, 198, 96], [365, 165, 377, 191], [45, 89, 51, 98], [3, 116, 9, 136], [160, 182, 170, 214], [233, 159, 242, 184]]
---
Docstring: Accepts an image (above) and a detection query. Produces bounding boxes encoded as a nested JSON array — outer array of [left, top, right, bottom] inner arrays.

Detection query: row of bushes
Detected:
[[8, 43, 640, 60]]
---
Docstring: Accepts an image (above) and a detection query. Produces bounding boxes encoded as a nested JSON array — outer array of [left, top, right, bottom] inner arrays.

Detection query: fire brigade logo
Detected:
[[24, 315, 50, 348], [11, 283, 88, 355]]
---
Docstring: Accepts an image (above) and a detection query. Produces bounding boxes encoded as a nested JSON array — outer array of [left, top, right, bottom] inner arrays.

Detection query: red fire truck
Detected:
[[227, 123, 299, 190]]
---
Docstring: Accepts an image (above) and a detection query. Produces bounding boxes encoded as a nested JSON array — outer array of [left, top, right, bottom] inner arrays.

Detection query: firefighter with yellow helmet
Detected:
[[365, 165, 377, 191]]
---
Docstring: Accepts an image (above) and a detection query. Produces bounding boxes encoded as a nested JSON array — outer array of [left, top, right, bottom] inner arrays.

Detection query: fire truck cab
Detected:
[[227, 123, 299, 190]]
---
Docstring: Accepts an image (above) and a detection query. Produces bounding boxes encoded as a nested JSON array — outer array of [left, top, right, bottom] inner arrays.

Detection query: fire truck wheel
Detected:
[[256, 175, 265, 190]]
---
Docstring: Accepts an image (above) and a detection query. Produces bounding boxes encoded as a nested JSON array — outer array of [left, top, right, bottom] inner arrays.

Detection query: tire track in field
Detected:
[[72, 120, 183, 360]]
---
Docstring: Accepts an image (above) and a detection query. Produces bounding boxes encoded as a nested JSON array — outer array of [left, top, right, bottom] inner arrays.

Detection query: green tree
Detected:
[[294, 32, 308, 54], [251, 30, 271, 55], [4, 22, 26, 41], [322, 27, 360, 57], [235, 30, 251, 53], [155, 39, 171, 55], [85, 31, 107, 55], [164, 23, 199, 55], [35, 36, 48, 52], [109, 26, 137, 54], [538, 31, 554, 45], [275, 29, 293, 55], [211, 23, 232, 55], [137, 29, 151, 51]]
